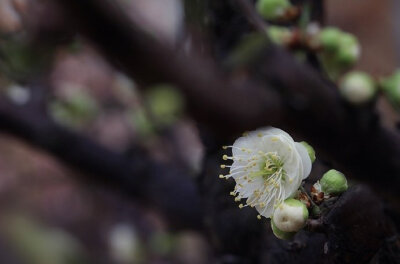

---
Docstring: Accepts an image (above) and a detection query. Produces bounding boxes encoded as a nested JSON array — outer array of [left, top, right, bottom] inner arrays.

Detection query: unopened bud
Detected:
[[339, 71, 376, 104], [320, 169, 348, 195], [336, 33, 361, 67], [318, 28, 361, 74], [272, 198, 309, 233], [318, 27, 342, 52], [256, 0, 291, 20]]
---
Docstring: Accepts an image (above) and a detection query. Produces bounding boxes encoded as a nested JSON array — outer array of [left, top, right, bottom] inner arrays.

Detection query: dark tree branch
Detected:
[[228, 1, 400, 196], [0, 1, 397, 263], [0, 98, 202, 230], [54, 0, 283, 137], [53, 0, 400, 196]]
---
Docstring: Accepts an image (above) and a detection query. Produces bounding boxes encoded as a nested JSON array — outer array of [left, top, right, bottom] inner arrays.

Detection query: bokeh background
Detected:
[[0, 0, 398, 263]]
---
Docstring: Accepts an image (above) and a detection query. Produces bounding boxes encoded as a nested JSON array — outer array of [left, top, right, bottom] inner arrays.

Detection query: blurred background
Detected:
[[0, 0, 398, 263]]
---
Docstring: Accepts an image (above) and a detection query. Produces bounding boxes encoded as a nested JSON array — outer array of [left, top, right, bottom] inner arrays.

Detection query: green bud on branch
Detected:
[[272, 198, 309, 233], [339, 71, 376, 104], [256, 0, 291, 20], [320, 169, 348, 195]]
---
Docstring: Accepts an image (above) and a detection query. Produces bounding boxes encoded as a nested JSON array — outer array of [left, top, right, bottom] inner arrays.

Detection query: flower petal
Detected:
[[260, 127, 293, 141], [255, 193, 276, 218], [232, 134, 259, 157], [294, 142, 312, 180]]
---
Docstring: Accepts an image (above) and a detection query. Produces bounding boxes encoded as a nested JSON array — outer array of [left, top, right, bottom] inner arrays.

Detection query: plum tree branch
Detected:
[[0, 1, 397, 262], [0, 98, 202, 229], [54, 0, 400, 196], [54, 0, 283, 137]]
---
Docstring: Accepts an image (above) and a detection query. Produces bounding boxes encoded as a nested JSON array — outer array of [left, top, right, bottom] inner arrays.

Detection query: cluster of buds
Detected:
[[255, 6, 361, 83], [254, 1, 360, 82], [219, 128, 349, 241], [316, 27, 361, 78], [318, 27, 361, 67]]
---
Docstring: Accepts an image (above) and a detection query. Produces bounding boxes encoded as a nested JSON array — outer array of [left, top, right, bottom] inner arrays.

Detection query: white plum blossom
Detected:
[[220, 127, 312, 219]]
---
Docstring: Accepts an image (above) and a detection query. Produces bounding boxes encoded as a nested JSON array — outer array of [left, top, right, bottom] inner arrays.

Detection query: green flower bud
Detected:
[[380, 70, 400, 109], [271, 218, 295, 240], [318, 29, 361, 77], [272, 198, 309, 233], [300, 141, 316, 163], [256, 0, 291, 20], [336, 33, 361, 66], [318, 27, 342, 52], [339, 71, 376, 104], [267, 26, 292, 45], [320, 169, 348, 195]]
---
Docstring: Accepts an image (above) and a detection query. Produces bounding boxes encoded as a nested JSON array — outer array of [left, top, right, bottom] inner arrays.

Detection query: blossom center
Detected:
[[255, 152, 286, 183], [262, 152, 284, 177]]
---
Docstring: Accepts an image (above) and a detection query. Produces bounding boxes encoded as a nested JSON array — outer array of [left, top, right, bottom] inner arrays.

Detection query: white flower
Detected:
[[220, 127, 312, 219]]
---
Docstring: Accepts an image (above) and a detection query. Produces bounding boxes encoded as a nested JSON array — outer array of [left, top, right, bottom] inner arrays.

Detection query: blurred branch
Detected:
[[0, 1, 398, 262], [54, 0, 283, 136], [0, 98, 202, 230], [236, 7, 400, 195], [54, 0, 400, 195]]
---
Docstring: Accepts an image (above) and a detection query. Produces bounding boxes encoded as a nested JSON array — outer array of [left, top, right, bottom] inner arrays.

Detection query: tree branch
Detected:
[[0, 98, 202, 229], [54, 0, 283, 136], [53, 0, 400, 196]]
